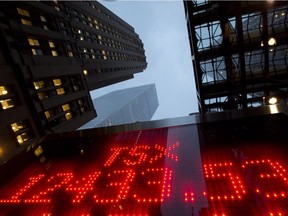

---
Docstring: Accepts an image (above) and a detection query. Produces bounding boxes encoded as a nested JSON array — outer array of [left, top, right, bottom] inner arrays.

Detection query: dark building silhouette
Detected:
[[79, 84, 159, 129], [0, 1, 147, 163], [184, 1, 288, 113]]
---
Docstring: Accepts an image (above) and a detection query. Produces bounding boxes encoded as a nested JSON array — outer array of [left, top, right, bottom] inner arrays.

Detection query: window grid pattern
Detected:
[[188, 2, 288, 113]]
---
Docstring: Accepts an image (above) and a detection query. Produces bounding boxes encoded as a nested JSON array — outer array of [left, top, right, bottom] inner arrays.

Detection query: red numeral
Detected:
[[24, 173, 73, 203], [0, 174, 45, 203], [242, 159, 288, 199], [204, 162, 246, 200], [93, 169, 135, 204], [66, 171, 101, 203], [133, 167, 172, 203]]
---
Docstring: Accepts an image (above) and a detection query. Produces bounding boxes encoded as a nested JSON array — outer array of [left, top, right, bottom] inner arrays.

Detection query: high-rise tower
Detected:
[[79, 84, 159, 129], [0, 1, 147, 163]]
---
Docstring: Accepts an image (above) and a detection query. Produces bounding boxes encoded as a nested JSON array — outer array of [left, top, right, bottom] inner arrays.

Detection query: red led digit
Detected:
[[0, 174, 45, 204], [24, 173, 73, 203], [93, 169, 135, 203], [242, 159, 288, 199], [204, 162, 246, 200], [133, 167, 173, 203], [65, 171, 101, 203], [124, 145, 150, 165], [149, 142, 179, 164]]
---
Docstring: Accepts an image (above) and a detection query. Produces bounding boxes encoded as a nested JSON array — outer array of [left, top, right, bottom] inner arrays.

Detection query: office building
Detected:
[[184, 1, 288, 113], [0, 1, 147, 164], [79, 84, 159, 129]]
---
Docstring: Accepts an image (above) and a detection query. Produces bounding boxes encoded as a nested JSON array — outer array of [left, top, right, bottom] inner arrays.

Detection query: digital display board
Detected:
[[1, 118, 288, 216]]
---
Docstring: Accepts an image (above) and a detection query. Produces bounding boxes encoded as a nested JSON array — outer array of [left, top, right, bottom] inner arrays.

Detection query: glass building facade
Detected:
[[79, 84, 159, 129], [184, 1, 288, 113]]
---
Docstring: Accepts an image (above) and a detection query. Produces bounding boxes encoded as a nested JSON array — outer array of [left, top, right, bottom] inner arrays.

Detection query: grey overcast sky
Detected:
[[90, 1, 198, 120]]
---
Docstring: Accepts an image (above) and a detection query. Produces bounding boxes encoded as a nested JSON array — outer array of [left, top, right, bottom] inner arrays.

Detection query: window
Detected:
[[21, 19, 32, 26], [54, 6, 60, 11], [17, 8, 30, 17], [51, 50, 58, 56], [0, 99, 14, 110], [16, 132, 29, 145], [53, 79, 62, 86], [33, 81, 45, 89], [40, 16, 47, 22], [68, 51, 73, 57], [83, 70, 88, 75], [48, 41, 55, 48], [38, 92, 48, 100], [65, 112, 72, 120], [0, 86, 8, 95], [31, 48, 43, 56], [56, 88, 65, 95], [11, 122, 26, 132], [44, 110, 54, 119], [34, 146, 43, 157], [28, 38, 40, 46], [62, 104, 70, 111]]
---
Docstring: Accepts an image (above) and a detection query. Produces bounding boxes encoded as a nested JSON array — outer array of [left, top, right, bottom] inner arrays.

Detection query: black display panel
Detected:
[[0, 113, 288, 215]]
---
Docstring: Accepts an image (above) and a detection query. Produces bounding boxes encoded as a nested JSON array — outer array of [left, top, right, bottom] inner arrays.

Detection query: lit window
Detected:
[[53, 79, 62, 86], [48, 41, 55, 48], [80, 36, 84, 41], [10, 122, 25, 132], [62, 104, 70, 111], [40, 16, 47, 22], [21, 19, 32, 26], [31, 48, 43, 56], [68, 51, 73, 57], [65, 112, 72, 120], [43, 25, 48, 30], [17, 8, 30, 17], [0, 86, 8, 95], [83, 48, 87, 53], [17, 133, 29, 145], [33, 81, 45, 89], [28, 38, 40, 46], [34, 146, 43, 157], [83, 69, 88, 75], [78, 29, 82, 34], [54, 6, 60, 11], [0, 99, 14, 110], [38, 92, 48, 100], [98, 35, 102, 40], [56, 88, 65, 95], [44, 110, 53, 119], [51, 50, 58, 56]]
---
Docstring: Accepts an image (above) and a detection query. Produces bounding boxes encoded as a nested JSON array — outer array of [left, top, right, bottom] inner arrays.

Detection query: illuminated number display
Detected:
[[0, 126, 288, 215]]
